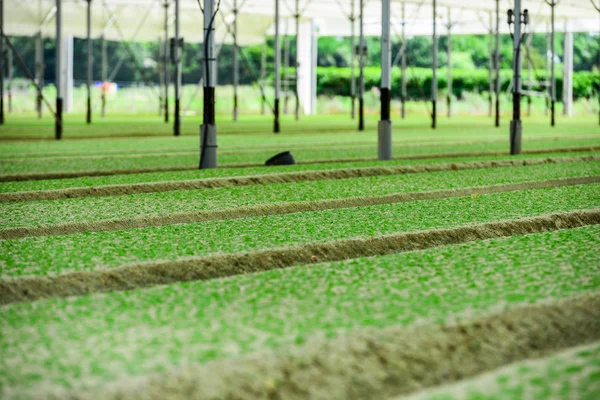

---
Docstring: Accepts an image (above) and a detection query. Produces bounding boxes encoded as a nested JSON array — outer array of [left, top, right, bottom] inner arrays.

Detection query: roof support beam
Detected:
[[431, 0, 437, 129], [358, 0, 364, 131], [163, 1, 170, 124], [55, 0, 63, 139], [350, 0, 356, 120], [86, 0, 92, 125], [378, 0, 392, 160], [200, 0, 217, 169], [274, 0, 280, 133], [174, 0, 181, 135], [232, 0, 239, 122]]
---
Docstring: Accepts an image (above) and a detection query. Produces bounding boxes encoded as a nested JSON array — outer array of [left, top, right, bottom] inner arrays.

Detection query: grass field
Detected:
[[0, 114, 599, 399]]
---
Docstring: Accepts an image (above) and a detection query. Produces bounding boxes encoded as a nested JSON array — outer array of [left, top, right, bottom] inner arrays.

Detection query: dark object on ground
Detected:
[[265, 151, 296, 166]]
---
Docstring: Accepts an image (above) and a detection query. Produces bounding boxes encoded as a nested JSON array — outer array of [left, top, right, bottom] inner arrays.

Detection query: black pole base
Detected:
[[164, 98, 169, 123], [233, 94, 238, 122], [358, 97, 364, 131], [431, 100, 437, 129], [0, 98, 4, 125], [401, 97, 405, 119], [55, 97, 63, 140], [86, 96, 92, 124], [495, 99, 500, 127], [510, 119, 522, 155], [274, 98, 280, 133], [37, 94, 43, 119], [551, 101, 555, 127], [380, 88, 391, 121], [447, 95, 451, 118], [174, 99, 181, 136], [351, 95, 355, 120]]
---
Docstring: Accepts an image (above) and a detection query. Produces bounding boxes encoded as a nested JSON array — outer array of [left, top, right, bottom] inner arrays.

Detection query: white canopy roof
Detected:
[[4, 0, 599, 46]]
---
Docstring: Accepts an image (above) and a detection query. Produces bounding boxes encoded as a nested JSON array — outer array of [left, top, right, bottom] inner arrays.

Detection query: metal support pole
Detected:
[[35, 31, 44, 119], [562, 20, 573, 117], [200, 0, 217, 169], [260, 38, 266, 115], [401, 1, 406, 119], [509, 0, 527, 155], [158, 37, 164, 115], [232, 0, 239, 121], [526, 31, 532, 117], [447, 8, 452, 118], [274, 0, 281, 133], [549, 1, 556, 126], [358, 0, 364, 131], [174, 0, 181, 135], [350, 0, 356, 120], [163, 1, 169, 123], [294, 0, 300, 120], [379, 0, 392, 160], [488, 12, 493, 118], [283, 21, 290, 115], [0, 0, 4, 125], [432, 0, 437, 129], [495, 0, 500, 127], [101, 34, 107, 118], [544, 21, 549, 116], [55, 0, 63, 139], [7, 45, 12, 113], [86, 0, 92, 124]]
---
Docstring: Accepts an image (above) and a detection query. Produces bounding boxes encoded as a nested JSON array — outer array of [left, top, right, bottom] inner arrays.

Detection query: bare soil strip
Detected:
[[64, 292, 600, 400], [2, 176, 598, 240], [2, 154, 598, 203], [1, 209, 598, 305], [1, 146, 598, 183]]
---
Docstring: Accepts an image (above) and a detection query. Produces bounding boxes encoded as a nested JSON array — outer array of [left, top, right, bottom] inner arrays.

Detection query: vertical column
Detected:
[[232, 0, 239, 122], [7, 45, 12, 113], [274, 0, 281, 133], [378, 0, 392, 160], [509, 0, 523, 155], [297, 20, 316, 116], [447, 8, 452, 118], [350, 0, 356, 120], [358, 0, 364, 131], [260, 38, 266, 115], [550, 2, 556, 126], [158, 37, 164, 115], [55, 0, 63, 139], [283, 21, 290, 115], [36, 31, 44, 118], [526, 33, 532, 117], [495, 0, 500, 127], [562, 21, 573, 117], [0, 0, 4, 125], [174, 0, 181, 135], [294, 0, 300, 120], [163, 1, 169, 123], [200, 0, 217, 169], [431, 0, 437, 129], [101, 35, 107, 118], [86, 0, 92, 124], [62, 35, 74, 113], [401, 1, 407, 119], [544, 22, 549, 116], [488, 12, 493, 117]]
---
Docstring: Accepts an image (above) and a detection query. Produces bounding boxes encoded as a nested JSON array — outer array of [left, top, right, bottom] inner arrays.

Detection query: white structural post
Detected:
[[86, 0, 92, 124], [294, 0, 300, 120], [508, 0, 527, 155], [200, 0, 217, 169], [297, 20, 316, 116], [101, 35, 107, 117], [232, 0, 239, 121], [163, 1, 169, 123], [548, 0, 557, 126], [447, 7, 452, 118], [260, 38, 266, 115], [35, 31, 44, 118], [358, 0, 364, 130], [350, 0, 356, 120], [545, 22, 549, 116], [495, 0, 500, 127], [526, 32, 532, 117], [0, 0, 5, 125], [174, 0, 181, 135], [379, 0, 392, 160], [401, 1, 407, 119], [562, 20, 573, 117], [274, 0, 281, 132], [55, 0, 63, 138], [158, 37, 164, 115], [283, 21, 290, 115], [488, 11, 494, 117], [7, 45, 12, 113], [431, 0, 437, 129], [61, 35, 74, 114]]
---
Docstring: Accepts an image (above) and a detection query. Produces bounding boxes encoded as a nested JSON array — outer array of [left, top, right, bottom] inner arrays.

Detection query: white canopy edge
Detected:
[[4, 0, 599, 46]]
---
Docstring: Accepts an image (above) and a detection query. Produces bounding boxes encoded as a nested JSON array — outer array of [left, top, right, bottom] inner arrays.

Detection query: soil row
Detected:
[[1, 209, 598, 305]]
